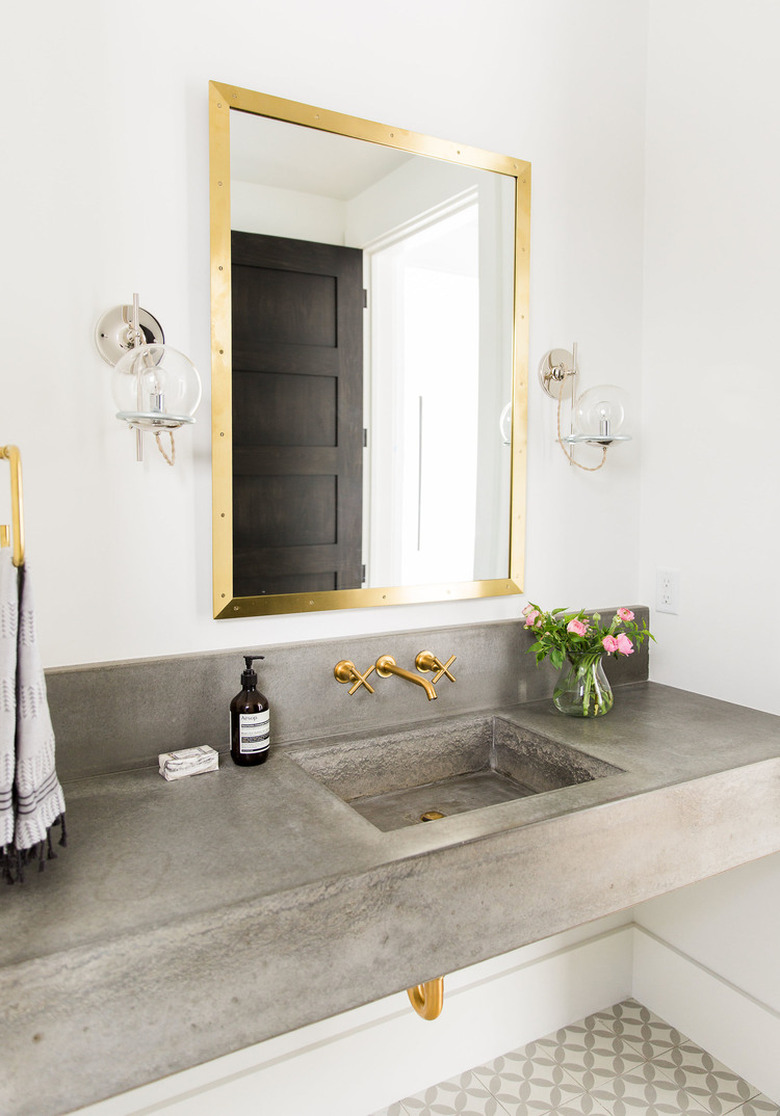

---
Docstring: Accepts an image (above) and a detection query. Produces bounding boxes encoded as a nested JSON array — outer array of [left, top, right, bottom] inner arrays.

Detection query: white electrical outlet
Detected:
[[656, 568, 679, 614]]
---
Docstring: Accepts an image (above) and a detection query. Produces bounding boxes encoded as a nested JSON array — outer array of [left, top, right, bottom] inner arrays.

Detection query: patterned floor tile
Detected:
[[474, 1057, 590, 1114], [649, 1041, 759, 1114], [533, 1013, 644, 1063], [593, 999, 687, 1059], [490, 1089, 610, 1116], [587, 1066, 712, 1115], [473, 1045, 564, 1079], [476, 1039, 621, 1114], [380, 1001, 779, 1116], [537, 1097, 610, 1116], [728, 1098, 780, 1116], [401, 1069, 510, 1114], [475, 1040, 590, 1085], [553, 1037, 646, 1090]]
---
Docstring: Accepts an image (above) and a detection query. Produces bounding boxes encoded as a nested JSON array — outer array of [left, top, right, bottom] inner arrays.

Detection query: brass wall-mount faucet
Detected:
[[334, 650, 456, 700], [375, 655, 437, 701]]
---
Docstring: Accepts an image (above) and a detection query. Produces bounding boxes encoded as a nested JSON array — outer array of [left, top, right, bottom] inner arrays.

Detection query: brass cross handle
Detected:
[[334, 660, 376, 695], [415, 651, 456, 684]]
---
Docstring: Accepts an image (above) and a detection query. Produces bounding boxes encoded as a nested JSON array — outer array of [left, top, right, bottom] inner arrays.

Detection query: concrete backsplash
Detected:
[[46, 609, 650, 781]]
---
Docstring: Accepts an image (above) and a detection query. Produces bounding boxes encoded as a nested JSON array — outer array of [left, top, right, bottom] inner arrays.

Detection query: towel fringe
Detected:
[[2, 842, 12, 884], [0, 812, 67, 883]]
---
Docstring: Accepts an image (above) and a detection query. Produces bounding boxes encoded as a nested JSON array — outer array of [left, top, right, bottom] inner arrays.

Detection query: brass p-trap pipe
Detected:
[[407, 976, 444, 1020]]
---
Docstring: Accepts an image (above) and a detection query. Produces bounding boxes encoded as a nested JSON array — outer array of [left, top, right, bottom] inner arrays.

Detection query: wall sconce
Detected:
[[499, 401, 512, 446], [538, 343, 631, 471], [96, 294, 202, 465]]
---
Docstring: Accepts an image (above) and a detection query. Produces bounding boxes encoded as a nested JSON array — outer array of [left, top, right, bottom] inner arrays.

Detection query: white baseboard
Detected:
[[73, 917, 633, 1116], [632, 925, 780, 1104]]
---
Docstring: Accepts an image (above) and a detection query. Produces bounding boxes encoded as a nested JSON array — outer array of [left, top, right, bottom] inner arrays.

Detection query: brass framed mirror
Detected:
[[209, 81, 529, 619]]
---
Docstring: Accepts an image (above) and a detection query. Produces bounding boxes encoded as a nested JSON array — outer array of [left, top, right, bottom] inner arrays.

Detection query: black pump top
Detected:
[[241, 654, 264, 688]]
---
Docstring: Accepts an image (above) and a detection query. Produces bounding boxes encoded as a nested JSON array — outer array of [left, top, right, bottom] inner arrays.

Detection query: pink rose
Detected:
[[616, 632, 634, 655], [567, 619, 588, 637], [522, 604, 536, 617], [523, 609, 541, 628], [617, 608, 635, 622], [602, 635, 618, 653]]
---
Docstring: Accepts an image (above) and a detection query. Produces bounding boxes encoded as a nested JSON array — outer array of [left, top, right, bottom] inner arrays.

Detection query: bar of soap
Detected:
[[158, 745, 219, 781]]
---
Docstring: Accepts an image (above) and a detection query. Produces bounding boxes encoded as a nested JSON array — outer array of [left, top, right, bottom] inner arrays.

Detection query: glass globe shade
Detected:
[[112, 344, 202, 430], [574, 385, 629, 441]]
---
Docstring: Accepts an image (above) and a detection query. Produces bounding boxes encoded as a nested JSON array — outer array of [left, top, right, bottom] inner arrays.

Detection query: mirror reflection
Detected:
[[209, 83, 529, 617]]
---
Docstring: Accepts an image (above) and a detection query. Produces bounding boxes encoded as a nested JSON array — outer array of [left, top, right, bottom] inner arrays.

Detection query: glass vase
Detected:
[[553, 654, 614, 717]]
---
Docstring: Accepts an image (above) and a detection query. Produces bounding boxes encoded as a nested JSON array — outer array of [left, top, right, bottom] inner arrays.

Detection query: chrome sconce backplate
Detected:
[[95, 304, 165, 366], [538, 348, 577, 401]]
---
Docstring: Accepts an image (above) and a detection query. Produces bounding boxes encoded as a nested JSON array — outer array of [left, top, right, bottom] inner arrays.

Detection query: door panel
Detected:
[[231, 231, 363, 599]]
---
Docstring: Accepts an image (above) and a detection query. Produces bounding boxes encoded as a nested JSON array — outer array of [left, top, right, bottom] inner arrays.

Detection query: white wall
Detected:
[[632, 922, 780, 1104], [0, 0, 647, 668], [231, 179, 348, 244], [639, 0, 780, 717], [635, 0, 780, 1047]]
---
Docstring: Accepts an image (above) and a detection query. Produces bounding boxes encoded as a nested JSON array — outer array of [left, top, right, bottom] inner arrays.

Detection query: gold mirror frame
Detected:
[[209, 80, 530, 619]]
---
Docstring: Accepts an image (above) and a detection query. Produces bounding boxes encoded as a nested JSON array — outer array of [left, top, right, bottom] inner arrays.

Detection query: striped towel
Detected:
[[0, 551, 66, 882]]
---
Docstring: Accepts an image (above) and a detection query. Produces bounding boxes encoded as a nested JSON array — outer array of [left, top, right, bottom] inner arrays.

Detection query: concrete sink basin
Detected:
[[286, 715, 623, 832]]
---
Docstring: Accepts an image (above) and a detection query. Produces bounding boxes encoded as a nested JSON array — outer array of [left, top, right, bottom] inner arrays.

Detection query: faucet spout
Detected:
[[375, 655, 438, 700]]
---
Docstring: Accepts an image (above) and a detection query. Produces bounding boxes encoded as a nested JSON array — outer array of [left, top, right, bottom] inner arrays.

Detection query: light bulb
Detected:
[[112, 344, 202, 429], [574, 385, 629, 442]]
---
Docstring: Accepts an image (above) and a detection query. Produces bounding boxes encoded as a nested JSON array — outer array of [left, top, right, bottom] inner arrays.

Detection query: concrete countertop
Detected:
[[1, 682, 779, 1116]]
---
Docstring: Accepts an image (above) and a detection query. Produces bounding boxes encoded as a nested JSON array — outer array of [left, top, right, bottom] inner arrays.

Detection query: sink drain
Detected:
[[420, 810, 445, 822]]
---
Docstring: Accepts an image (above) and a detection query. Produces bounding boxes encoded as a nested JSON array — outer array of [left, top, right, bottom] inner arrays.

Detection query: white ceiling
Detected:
[[230, 109, 413, 200]]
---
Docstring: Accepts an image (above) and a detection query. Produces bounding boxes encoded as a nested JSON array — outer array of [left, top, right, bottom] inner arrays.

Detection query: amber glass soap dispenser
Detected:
[[230, 655, 270, 766]]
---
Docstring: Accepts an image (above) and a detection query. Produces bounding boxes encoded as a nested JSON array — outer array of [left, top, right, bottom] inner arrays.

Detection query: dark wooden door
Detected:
[[231, 231, 364, 598]]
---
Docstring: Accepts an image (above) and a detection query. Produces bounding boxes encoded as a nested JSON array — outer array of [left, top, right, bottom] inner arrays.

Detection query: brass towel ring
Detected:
[[407, 977, 444, 1020]]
